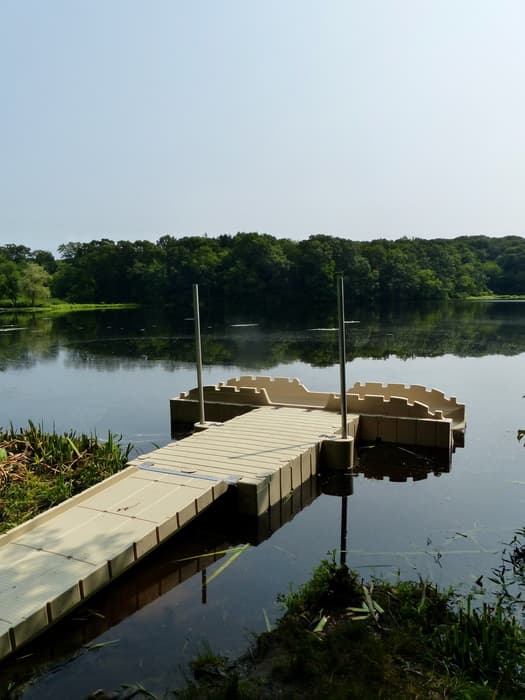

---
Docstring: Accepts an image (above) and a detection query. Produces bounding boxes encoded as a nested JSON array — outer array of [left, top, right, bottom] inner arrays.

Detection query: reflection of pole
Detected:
[[340, 495, 348, 567], [193, 283, 205, 425], [201, 568, 207, 604], [337, 274, 348, 439]]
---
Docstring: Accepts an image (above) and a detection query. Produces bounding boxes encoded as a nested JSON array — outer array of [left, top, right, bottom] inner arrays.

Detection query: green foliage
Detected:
[[3, 234, 525, 312], [278, 552, 361, 616], [19, 262, 51, 306], [435, 598, 525, 689], [0, 422, 131, 532], [175, 561, 525, 699], [0, 259, 20, 305]]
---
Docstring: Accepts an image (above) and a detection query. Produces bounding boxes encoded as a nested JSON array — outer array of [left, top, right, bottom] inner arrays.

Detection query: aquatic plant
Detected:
[[434, 596, 525, 689], [0, 421, 131, 533]]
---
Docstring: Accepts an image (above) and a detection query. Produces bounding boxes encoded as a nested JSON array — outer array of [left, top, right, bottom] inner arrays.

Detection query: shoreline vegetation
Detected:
[[0, 423, 131, 534], [0, 302, 139, 313], [466, 294, 525, 301], [2, 234, 525, 315], [0, 294, 524, 316], [92, 554, 525, 700]]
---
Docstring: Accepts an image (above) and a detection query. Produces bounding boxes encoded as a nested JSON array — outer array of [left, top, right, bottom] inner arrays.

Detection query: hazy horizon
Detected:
[[2, 1, 525, 253]]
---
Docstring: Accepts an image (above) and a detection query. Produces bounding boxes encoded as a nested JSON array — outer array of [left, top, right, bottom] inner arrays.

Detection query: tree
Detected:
[[220, 233, 291, 313], [30, 249, 57, 274], [0, 244, 31, 263], [19, 263, 51, 306], [0, 259, 20, 305]]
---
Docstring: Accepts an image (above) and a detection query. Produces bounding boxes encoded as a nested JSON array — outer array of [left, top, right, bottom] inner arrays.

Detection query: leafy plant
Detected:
[[434, 597, 525, 689], [278, 551, 360, 616], [0, 422, 131, 532]]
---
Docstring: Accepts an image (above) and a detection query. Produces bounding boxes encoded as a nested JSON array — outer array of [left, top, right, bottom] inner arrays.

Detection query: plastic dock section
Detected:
[[0, 404, 343, 662], [171, 375, 466, 449], [0, 376, 465, 662]]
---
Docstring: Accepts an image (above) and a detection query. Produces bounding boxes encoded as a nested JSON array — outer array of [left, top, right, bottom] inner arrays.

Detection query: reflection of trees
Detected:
[[0, 314, 58, 371], [1, 301, 525, 372]]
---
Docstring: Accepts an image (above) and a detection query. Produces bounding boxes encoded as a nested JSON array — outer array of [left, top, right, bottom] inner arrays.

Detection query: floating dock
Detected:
[[0, 375, 465, 662], [0, 405, 344, 662], [1, 476, 322, 675]]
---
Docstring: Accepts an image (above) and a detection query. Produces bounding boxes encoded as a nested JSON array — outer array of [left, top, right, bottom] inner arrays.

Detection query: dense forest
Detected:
[[1, 234, 525, 315]]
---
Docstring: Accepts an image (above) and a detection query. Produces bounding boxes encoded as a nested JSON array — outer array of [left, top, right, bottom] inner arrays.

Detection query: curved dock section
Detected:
[[171, 376, 465, 449]]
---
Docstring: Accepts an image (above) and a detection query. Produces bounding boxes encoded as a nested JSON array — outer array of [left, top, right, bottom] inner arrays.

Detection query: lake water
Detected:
[[1, 302, 524, 698]]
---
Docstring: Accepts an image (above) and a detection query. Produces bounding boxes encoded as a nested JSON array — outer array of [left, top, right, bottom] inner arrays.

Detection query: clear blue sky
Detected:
[[1, 0, 525, 252]]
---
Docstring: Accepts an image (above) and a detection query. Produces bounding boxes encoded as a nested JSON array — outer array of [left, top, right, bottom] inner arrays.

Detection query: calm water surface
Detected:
[[0, 302, 524, 698]]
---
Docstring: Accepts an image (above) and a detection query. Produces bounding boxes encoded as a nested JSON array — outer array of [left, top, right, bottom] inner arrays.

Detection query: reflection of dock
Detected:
[[356, 443, 451, 482]]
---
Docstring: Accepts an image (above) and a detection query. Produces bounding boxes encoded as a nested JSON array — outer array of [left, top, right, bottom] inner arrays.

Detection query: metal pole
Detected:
[[337, 274, 348, 439], [193, 283, 205, 425]]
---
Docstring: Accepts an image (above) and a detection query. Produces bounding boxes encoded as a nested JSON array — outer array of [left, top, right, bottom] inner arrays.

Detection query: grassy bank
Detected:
[[467, 294, 525, 301], [168, 556, 525, 699], [83, 553, 525, 699], [0, 422, 131, 534], [0, 302, 139, 314]]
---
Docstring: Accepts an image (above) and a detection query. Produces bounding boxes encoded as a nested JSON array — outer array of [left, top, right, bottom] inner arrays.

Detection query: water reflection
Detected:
[[1, 303, 524, 698], [1, 301, 525, 374]]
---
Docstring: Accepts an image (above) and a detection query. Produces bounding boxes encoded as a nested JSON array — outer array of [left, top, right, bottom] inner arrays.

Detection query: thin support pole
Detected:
[[193, 283, 205, 425], [337, 274, 348, 439]]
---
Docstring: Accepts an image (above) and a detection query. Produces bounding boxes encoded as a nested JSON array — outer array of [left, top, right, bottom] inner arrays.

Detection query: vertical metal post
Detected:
[[193, 283, 205, 425], [337, 274, 348, 439]]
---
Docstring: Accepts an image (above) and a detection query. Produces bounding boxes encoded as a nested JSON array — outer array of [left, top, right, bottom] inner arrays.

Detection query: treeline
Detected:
[[1, 234, 525, 312]]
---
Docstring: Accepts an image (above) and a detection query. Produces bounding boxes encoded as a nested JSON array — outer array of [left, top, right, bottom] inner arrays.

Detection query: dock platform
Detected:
[[0, 374, 466, 663], [0, 405, 343, 662]]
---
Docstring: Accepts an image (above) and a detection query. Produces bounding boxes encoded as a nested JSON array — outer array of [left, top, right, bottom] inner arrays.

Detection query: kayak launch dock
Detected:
[[0, 376, 465, 662]]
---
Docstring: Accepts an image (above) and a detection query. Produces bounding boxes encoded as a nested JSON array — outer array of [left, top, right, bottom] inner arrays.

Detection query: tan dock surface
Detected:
[[0, 406, 342, 661]]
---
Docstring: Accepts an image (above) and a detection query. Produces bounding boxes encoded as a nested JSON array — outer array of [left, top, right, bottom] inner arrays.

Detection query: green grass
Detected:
[[0, 298, 140, 313], [467, 294, 525, 301], [0, 422, 131, 533], [0, 301, 139, 313], [42, 301, 140, 312], [172, 555, 525, 699]]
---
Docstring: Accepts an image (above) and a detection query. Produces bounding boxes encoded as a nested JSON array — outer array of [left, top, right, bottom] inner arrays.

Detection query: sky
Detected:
[[1, 0, 525, 253]]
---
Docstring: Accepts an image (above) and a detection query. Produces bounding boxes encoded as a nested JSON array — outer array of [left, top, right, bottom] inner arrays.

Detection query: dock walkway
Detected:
[[0, 406, 342, 662]]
